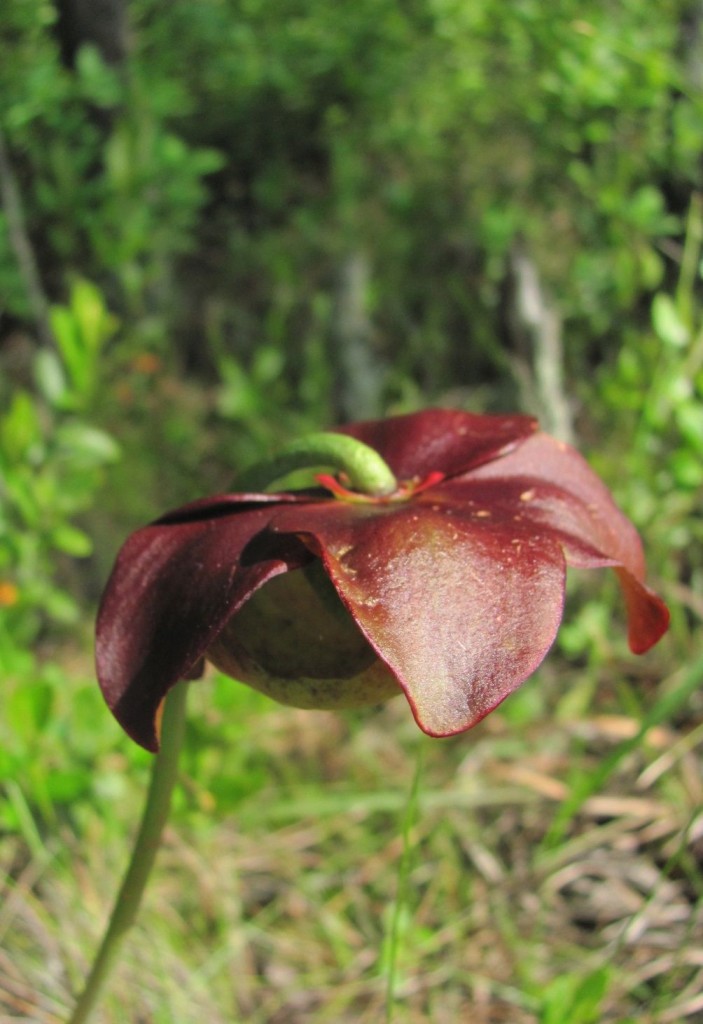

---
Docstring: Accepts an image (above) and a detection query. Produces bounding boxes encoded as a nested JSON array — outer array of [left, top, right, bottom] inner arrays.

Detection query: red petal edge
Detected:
[[616, 569, 670, 654], [468, 433, 670, 651], [336, 408, 537, 481]]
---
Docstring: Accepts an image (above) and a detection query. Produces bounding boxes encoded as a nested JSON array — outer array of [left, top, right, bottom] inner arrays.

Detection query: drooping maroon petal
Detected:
[[615, 568, 670, 655], [271, 501, 568, 737], [467, 434, 644, 569], [335, 408, 537, 482], [462, 434, 670, 651], [96, 505, 311, 750]]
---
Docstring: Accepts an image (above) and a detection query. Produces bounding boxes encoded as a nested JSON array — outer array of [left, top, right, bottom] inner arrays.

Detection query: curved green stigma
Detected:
[[237, 431, 398, 497]]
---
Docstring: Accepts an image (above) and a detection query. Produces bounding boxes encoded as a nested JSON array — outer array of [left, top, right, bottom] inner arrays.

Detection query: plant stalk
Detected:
[[68, 681, 189, 1024]]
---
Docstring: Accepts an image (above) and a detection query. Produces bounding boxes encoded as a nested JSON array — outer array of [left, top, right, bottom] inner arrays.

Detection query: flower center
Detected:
[[316, 470, 445, 504]]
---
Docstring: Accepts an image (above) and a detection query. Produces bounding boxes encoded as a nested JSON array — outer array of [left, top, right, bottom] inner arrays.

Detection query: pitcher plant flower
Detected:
[[96, 409, 669, 751]]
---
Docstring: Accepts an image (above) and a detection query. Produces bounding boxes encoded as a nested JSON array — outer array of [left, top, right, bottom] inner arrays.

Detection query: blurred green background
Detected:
[[1, 1, 702, 1021]]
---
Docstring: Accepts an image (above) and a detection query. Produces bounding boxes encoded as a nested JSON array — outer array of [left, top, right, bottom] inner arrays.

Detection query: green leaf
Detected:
[[49, 279, 118, 401], [55, 421, 121, 465], [50, 304, 84, 386], [51, 524, 93, 557], [6, 682, 54, 741], [42, 587, 79, 624], [75, 44, 123, 108], [651, 292, 689, 348], [676, 402, 703, 454], [71, 277, 118, 354], [0, 391, 43, 462], [34, 348, 70, 409], [539, 967, 610, 1024], [670, 449, 703, 489]]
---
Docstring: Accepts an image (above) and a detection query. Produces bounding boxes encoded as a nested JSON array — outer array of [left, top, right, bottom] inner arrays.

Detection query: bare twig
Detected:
[[508, 244, 575, 444], [331, 251, 385, 420]]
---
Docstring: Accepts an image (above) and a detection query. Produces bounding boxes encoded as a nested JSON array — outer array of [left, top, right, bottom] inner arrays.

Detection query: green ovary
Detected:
[[206, 561, 401, 710]]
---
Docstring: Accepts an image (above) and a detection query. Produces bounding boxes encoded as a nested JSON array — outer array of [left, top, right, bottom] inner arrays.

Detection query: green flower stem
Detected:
[[237, 432, 398, 496], [68, 682, 189, 1024]]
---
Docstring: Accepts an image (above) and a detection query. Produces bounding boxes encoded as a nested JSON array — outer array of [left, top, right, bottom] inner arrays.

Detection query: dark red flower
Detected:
[[96, 409, 669, 751]]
